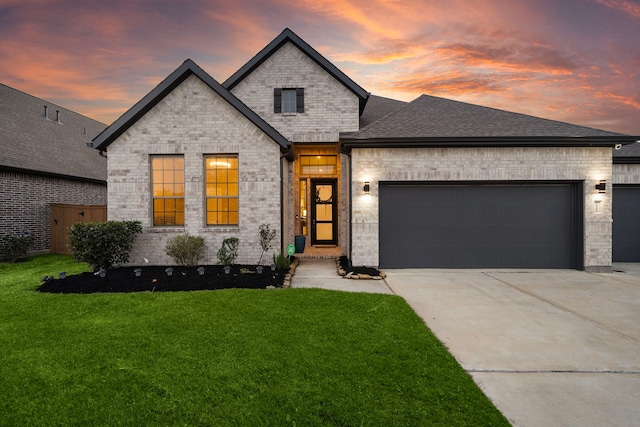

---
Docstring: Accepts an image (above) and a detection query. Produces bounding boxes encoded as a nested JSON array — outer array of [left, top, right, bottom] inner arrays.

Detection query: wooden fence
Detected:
[[50, 204, 107, 254]]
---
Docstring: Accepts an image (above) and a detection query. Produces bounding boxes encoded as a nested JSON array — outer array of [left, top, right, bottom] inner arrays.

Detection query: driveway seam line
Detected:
[[482, 272, 639, 344]]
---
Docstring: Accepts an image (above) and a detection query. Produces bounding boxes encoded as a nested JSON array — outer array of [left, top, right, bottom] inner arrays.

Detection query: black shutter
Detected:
[[274, 88, 282, 113], [296, 88, 304, 113]]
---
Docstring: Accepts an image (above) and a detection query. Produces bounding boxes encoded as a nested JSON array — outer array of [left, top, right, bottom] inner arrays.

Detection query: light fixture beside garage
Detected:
[[363, 181, 370, 194], [595, 180, 606, 193]]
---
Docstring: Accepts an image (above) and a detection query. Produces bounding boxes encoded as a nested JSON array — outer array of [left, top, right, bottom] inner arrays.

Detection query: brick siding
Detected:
[[613, 164, 640, 184], [351, 146, 613, 270], [230, 42, 359, 142], [106, 75, 284, 266], [0, 170, 106, 251]]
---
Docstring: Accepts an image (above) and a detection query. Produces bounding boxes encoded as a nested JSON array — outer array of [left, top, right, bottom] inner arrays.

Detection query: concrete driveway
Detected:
[[384, 266, 640, 427]]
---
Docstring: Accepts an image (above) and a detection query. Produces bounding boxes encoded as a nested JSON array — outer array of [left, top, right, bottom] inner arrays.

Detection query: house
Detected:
[[0, 83, 108, 255], [90, 28, 638, 271], [612, 142, 640, 262]]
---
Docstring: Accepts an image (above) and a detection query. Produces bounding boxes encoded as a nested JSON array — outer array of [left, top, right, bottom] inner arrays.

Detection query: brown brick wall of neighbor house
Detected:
[[0, 170, 107, 252]]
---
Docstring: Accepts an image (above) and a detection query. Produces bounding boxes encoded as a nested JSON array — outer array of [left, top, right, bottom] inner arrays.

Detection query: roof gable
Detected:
[[92, 59, 292, 158], [343, 94, 637, 150], [0, 83, 107, 182], [223, 28, 369, 115]]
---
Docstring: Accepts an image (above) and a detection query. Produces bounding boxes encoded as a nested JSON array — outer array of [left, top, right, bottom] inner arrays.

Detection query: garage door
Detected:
[[613, 186, 640, 262], [379, 183, 583, 269]]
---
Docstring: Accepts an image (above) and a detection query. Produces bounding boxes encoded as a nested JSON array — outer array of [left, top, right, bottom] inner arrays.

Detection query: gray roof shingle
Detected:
[[352, 94, 627, 139], [613, 142, 640, 162], [359, 95, 407, 128], [0, 83, 107, 182]]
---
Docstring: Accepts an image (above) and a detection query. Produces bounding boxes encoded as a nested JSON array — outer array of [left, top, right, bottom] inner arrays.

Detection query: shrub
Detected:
[[273, 252, 291, 270], [257, 224, 277, 264], [165, 234, 205, 266], [217, 237, 239, 266], [68, 221, 142, 271], [0, 232, 34, 263]]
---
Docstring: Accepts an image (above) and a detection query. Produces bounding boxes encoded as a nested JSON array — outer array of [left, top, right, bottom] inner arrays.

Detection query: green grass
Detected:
[[0, 254, 510, 426]]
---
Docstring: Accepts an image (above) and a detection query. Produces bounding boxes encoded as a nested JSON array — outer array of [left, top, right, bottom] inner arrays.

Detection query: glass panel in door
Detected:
[[311, 181, 337, 245]]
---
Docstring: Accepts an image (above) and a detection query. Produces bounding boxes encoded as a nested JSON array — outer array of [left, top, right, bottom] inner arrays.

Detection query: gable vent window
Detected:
[[274, 88, 304, 114]]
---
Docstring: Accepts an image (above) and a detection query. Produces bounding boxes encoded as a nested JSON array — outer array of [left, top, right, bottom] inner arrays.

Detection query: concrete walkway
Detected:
[[290, 259, 640, 426], [290, 258, 394, 294], [384, 267, 640, 427]]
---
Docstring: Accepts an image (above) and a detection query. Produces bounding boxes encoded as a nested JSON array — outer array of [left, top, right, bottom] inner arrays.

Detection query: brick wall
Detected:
[[350, 146, 613, 270], [613, 164, 640, 184], [106, 75, 284, 266], [230, 42, 360, 142], [0, 170, 106, 251]]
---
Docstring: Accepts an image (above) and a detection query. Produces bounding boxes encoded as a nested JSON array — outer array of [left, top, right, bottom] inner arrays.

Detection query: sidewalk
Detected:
[[290, 258, 394, 294]]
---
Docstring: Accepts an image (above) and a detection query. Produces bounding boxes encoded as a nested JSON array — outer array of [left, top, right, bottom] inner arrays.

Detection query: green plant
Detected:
[[67, 221, 142, 271], [272, 252, 290, 270], [257, 224, 277, 265], [165, 234, 205, 266], [0, 232, 34, 262], [217, 237, 239, 265]]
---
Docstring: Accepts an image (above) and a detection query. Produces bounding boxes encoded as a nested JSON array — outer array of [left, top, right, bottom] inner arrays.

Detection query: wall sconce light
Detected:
[[363, 181, 370, 194], [595, 180, 606, 193]]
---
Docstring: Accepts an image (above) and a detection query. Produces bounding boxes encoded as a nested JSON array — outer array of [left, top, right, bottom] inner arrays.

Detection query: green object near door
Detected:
[[286, 244, 296, 256]]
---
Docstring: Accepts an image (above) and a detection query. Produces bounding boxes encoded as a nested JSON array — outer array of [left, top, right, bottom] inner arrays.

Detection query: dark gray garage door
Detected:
[[379, 183, 583, 269], [613, 186, 640, 262]]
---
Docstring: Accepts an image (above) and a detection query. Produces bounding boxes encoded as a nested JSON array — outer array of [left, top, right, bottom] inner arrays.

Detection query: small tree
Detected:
[[165, 234, 205, 266], [257, 224, 277, 264], [68, 221, 142, 271], [217, 237, 239, 266]]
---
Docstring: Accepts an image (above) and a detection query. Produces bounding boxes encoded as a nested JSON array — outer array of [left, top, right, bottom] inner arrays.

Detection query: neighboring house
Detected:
[[90, 28, 638, 271], [0, 83, 107, 253], [612, 142, 640, 262]]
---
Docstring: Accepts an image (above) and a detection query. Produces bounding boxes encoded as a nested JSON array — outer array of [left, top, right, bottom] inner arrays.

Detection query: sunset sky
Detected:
[[1, 0, 639, 135]]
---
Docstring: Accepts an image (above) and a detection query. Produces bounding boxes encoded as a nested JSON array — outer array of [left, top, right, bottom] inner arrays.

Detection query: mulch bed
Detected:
[[37, 265, 288, 294]]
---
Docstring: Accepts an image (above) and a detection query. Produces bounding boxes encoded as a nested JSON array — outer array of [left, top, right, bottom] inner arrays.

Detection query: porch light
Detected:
[[58, 272, 66, 279], [165, 267, 173, 277], [197, 267, 205, 276], [364, 181, 370, 194], [595, 180, 606, 193], [98, 269, 107, 278], [134, 268, 142, 277], [256, 266, 263, 274]]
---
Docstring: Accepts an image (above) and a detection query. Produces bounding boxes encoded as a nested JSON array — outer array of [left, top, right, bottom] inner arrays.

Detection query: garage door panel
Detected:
[[379, 183, 580, 269], [613, 186, 640, 262]]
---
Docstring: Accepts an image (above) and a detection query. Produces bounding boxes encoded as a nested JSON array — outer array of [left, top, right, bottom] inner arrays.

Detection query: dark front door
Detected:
[[311, 180, 337, 245]]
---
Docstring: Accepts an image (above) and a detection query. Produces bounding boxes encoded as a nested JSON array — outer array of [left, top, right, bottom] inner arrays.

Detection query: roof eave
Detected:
[[340, 136, 638, 153], [613, 156, 640, 164], [91, 59, 290, 152], [0, 164, 107, 184]]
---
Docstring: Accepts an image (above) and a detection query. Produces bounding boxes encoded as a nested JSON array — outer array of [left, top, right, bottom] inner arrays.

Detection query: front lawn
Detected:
[[0, 255, 510, 426]]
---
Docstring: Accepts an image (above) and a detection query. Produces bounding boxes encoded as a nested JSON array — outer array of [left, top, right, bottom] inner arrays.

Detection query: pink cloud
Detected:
[[595, 0, 640, 19]]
